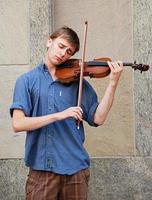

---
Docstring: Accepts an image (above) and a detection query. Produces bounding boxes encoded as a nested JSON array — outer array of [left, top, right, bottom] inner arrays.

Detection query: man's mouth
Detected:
[[55, 56, 63, 62]]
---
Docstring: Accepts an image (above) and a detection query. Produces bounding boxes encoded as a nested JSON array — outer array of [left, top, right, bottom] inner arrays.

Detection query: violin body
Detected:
[[56, 58, 111, 83], [55, 57, 149, 83]]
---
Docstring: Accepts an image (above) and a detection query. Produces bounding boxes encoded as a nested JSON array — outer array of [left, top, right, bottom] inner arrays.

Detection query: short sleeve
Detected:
[[10, 76, 32, 117], [82, 80, 99, 127]]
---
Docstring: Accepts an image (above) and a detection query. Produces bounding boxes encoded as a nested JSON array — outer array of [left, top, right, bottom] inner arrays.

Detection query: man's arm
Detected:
[[12, 107, 83, 133], [94, 61, 123, 125]]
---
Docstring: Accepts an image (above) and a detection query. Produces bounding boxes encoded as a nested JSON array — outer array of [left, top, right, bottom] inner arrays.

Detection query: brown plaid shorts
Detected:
[[25, 168, 90, 200]]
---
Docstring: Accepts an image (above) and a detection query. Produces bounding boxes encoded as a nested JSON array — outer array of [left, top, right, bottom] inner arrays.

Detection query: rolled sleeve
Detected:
[[82, 80, 99, 127], [86, 102, 99, 126], [10, 76, 32, 117]]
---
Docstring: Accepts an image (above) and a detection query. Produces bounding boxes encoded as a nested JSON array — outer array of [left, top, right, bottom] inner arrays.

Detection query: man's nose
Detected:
[[60, 49, 67, 57]]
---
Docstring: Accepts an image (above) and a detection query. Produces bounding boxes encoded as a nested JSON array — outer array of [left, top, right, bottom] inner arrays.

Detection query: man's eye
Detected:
[[67, 50, 73, 55], [59, 44, 64, 48]]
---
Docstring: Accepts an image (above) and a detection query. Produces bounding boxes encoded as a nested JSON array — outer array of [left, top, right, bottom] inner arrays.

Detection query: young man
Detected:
[[10, 26, 123, 200]]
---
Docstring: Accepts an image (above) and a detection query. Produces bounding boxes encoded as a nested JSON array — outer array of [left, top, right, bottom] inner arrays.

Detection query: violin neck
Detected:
[[87, 61, 133, 67]]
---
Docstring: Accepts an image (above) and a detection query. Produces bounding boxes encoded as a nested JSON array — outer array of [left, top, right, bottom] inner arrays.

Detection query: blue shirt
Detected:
[[10, 62, 99, 175]]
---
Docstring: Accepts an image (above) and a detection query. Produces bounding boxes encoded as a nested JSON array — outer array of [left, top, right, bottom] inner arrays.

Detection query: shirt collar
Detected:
[[38, 60, 49, 72]]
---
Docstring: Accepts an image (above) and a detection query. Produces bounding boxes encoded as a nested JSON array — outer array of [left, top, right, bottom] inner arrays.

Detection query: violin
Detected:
[[56, 57, 150, 83]]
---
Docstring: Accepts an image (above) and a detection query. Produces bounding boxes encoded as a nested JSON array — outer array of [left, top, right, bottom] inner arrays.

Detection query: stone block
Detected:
[[54, 0, 135, 156], [0, 0, 29, 64], [0, 159, 28, 200], [0, 65, 30, 158], [134, 0, 152, 156], [89, 157, 152, 200], [29, 0, 52, 67]]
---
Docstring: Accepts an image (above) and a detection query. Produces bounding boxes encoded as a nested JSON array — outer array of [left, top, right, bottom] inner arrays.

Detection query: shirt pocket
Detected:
[[54, 88, 77, 111]]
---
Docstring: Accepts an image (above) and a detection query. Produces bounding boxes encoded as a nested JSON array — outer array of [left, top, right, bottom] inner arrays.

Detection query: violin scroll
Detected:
[[131, 61, 150, 73]]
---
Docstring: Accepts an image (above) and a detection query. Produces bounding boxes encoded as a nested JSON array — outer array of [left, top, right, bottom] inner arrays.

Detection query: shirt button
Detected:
[[47, 134, 51, 139], [47, 158, 53, 168]]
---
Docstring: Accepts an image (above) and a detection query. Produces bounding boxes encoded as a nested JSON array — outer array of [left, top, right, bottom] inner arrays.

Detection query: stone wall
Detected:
[[1, 158, 152, 200]]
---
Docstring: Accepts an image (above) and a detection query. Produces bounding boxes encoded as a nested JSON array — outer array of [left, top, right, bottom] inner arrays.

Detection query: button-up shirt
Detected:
[[10, 62, 99, 175]]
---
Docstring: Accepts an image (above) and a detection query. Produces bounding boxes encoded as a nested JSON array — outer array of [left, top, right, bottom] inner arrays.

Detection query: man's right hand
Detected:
[[60, 107, 83, 121]]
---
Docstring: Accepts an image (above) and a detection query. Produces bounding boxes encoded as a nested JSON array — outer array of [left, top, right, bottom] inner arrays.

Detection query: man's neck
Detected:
[[43, 57, 57, 80]]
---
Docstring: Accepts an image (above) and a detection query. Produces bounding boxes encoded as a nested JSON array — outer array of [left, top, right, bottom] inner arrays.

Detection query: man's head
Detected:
[[46, 26, 80, 66], [49, 26, 80, 54]]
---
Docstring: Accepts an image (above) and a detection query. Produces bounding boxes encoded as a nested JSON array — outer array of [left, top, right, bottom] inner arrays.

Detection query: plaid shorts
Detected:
[[25, 168, 90, 200]]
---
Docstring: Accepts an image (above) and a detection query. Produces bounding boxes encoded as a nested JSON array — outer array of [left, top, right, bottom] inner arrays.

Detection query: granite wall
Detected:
[[1, 158, 152, 200], [134, 0, 152, 156], [0, 0, 152, 200]]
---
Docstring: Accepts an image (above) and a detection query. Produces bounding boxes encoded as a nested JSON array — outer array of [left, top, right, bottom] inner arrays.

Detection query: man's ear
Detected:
[[46, 38, 52, 48]]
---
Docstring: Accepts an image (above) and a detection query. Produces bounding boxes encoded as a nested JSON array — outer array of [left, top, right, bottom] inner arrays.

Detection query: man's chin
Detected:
[[52, 59, 62, 66], [56, 60, 65, 66]]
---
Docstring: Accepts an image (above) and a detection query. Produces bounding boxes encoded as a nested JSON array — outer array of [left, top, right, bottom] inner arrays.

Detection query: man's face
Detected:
[[46, 36, 76, 66]]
